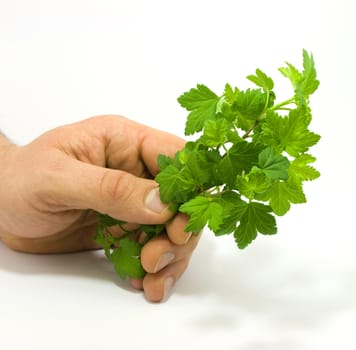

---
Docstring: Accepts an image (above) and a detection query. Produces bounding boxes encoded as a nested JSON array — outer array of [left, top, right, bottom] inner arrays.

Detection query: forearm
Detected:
[[0, 132, 10, 241], [0, 130, 9, 143], [0, 130, 6, 141]]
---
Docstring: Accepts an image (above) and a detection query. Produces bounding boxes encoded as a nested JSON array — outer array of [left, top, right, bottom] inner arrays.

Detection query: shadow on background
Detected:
[[1, 231, 356, 349], [0, 241, 133, 291], [173, 232, 356, 349]]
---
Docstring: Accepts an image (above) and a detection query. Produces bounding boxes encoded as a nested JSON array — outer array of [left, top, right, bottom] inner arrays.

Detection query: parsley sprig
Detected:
[[95, 50, 320, 279]]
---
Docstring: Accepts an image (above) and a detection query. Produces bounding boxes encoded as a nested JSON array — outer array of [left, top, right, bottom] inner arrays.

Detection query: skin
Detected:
[[0, 115, 200, 302]]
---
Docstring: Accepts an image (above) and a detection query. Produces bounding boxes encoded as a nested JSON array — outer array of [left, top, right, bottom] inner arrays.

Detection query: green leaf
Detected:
[[185, 148, 220, 188], [282, 109, 320, 157], [258, 147, 290, 180], [223, 83, 239, 103], [279, 62, 303, 91], [179, 195, 224, 233], [217, 141, 262, 188], [216, 99, 236, 122], [214, 192, 247, 236], [258, 111, 283, 152], [247, 68, 274, 91], [269, 181, 306, 216], [234, 201, 277, 249], [111, 238, 145, 279], [155, 165, 196, 203], [94, 224, 114, 259], [157, 154, 173, 171], [234, 89, 267, 129], [140, 224, 166, 236], [178, 84, 219, 135], [288, 154, 320, 186], [236, 168, 271, 200], [97, 213, 125, 227], [279, 49, 319, 101], [301, 49, 320, 96], [228, 141, 262, 171], [260, 108, 320, 157], [217, 153, 237, 189], [199, 118, 231, 147]]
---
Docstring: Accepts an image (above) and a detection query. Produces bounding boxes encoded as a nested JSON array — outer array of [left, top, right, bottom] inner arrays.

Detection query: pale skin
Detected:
[[0, 115, 200, 302]]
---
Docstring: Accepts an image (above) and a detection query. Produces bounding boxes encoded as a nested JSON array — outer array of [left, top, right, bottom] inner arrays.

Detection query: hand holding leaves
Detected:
[[96, 49, 320, 278]]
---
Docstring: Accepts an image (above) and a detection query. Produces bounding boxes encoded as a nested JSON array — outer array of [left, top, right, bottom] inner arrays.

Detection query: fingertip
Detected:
[[142, 273, 175, 302], [142, 258, 190, 302], [140, 235, 172, 273], [166, 213, 191, 245], [130, 278, 144, 290]]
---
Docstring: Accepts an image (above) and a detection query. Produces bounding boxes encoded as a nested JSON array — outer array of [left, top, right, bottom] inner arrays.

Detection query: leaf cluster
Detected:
[[156, 49, 320, 248], [95, 213, 164, 279], [95, 49, 321, 278]]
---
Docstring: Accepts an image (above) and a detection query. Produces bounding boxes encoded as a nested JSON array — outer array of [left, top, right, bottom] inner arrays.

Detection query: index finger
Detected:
[[104, 115, 186, 176], [138, 124, 186, 176]]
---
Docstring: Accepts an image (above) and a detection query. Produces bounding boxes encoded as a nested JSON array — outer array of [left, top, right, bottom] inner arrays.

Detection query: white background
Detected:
[[1, 0, 355, 349]]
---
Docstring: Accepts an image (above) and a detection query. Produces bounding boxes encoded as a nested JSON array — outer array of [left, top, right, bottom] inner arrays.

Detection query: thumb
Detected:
[[51, 158, 173, 224]]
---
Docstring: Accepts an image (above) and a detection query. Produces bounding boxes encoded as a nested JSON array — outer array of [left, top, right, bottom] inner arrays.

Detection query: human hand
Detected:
[[0, 115, 201, 301]]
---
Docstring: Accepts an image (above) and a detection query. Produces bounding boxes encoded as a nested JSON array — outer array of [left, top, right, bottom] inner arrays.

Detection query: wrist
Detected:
[[0, 132, 19, 242], [0, 132, 16, 156]]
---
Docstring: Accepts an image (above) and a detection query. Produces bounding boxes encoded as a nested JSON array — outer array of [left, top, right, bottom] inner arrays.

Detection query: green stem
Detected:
[[263, 90, 270, 111], [269, 97, 295, 112], [242, 120, 259, 139]]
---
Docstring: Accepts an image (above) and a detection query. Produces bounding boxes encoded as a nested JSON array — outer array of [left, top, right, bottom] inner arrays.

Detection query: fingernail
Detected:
[[154, 252, 175, 272], [183, 232, 193, 244], [145, 188, 168, 213], [163, 276, 174, 300]]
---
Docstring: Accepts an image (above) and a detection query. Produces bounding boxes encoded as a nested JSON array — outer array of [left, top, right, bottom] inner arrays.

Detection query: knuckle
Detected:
[[99, 169, 134, 205]]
